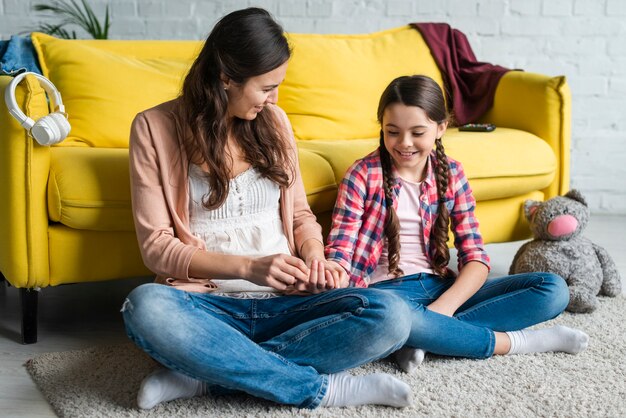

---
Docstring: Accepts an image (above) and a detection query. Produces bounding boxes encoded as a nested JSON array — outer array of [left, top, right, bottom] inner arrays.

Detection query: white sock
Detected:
[[394, 347, 426, 373], [320, 372, 412, 408], [137, 368, 206, 409], [506, 325, 589, 355]]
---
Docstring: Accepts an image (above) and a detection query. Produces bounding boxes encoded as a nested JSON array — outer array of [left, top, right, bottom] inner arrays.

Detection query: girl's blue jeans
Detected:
[[121, 283, 411, 409], [370, 272, 569, 359]]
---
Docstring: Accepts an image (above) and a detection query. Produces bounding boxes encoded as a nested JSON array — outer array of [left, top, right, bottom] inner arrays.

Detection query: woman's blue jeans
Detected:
[[370, 272, 569, 359], [121, 284, 411, 409]]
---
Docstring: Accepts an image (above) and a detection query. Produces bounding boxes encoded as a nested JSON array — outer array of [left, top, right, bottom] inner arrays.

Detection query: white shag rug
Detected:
[[26, 296, 626, 418]]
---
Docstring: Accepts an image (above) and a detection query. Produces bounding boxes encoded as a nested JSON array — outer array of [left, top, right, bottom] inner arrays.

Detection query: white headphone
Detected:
[[4, 72, 71, 146]]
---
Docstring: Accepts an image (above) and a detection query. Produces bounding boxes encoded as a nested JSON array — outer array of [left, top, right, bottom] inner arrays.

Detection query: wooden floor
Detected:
[[1, 215, 625, 417]]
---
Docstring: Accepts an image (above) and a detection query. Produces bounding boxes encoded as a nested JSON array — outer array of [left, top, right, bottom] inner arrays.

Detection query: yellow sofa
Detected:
[[0, 26, 570, 343]]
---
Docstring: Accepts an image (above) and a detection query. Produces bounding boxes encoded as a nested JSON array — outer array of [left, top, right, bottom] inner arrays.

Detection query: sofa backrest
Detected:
[[280, 26, 443, 141], [31, 33, 200, 148], [31, 26, 443, 148]]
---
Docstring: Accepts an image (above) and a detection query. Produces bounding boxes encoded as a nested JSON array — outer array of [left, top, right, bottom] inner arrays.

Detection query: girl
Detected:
[[326, 75, 589, 372], [122, 8, 414, 410]]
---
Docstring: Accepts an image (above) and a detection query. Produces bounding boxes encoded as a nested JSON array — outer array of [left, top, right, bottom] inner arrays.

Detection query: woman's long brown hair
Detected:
[[377, 75, 451, 278], [179, 8, 294, 209]]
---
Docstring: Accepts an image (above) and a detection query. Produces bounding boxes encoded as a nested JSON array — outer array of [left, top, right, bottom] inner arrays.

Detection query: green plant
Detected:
[[33, 0, 110, 39]]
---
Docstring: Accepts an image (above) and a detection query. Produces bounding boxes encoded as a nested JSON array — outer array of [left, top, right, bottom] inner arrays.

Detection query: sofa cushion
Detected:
[[48, 147, 133, 231], [31, 32, 200, 148], [444, 128, 556, 201], [280, 26, 444, 141], [297, 127, 556, 209], [298, 149, 338, 214], [47, 147, 336, 232]]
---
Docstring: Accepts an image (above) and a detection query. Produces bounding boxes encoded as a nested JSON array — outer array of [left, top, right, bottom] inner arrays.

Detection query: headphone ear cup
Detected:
[[31, 112, 70, 146], [49, 112, 71, 141], [31, 115, 60, 145]]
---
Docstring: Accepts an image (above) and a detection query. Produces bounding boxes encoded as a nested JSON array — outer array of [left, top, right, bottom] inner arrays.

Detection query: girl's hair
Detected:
[[377, 75, 451, 278], [179, 7, 293, 209]]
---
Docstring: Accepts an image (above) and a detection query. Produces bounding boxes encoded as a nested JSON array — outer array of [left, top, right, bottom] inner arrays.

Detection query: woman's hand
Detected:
[[245, 254, 310, 290]]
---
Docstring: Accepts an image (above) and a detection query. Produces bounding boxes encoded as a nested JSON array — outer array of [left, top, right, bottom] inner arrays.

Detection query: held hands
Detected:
[[293, 257, 350, 294], [245, 253, 348, 293]]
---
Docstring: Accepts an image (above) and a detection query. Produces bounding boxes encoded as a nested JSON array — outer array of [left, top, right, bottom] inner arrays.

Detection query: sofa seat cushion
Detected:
[[298, 127, 556, 211], [48, 147, 133, 231], [47, 147, 336, 232], [444, 128, 556, 201]]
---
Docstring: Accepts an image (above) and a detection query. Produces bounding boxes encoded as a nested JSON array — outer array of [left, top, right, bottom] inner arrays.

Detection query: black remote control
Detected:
[[459, 123, 496, 132]]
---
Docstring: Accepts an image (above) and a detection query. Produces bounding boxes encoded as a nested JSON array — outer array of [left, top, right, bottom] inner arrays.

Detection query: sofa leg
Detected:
[[20, 288, 38, 344]]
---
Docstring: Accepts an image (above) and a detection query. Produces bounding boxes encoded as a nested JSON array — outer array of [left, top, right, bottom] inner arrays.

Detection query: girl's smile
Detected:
[[382, 103, 447, 182]]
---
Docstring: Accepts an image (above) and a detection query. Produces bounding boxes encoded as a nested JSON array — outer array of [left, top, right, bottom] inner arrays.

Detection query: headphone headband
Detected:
[[4, 72, 65, 130]]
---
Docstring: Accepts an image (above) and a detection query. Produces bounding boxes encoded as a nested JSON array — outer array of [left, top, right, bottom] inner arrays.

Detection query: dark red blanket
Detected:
[[411, 23, 511, 125]]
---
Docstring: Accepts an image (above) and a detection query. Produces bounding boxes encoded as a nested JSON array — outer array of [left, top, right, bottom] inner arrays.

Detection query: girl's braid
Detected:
[[379, 135, 404, 278], [431, 136, 451, 277]]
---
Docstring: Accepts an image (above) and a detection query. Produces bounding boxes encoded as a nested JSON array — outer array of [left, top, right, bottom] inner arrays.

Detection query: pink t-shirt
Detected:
[[369, 177, 434, 284]]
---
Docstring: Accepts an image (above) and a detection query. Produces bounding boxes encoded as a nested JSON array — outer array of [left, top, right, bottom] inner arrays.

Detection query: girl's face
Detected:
[[382, 103, 447, 182], [223, 62, 288, 121]]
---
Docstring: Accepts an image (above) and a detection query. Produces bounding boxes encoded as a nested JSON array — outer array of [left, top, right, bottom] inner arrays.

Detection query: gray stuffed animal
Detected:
[[509, 189, 622, 313]]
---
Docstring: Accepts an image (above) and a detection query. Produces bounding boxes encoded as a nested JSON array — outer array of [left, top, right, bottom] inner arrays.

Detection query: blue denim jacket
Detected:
[[0, 35, 42, 76]]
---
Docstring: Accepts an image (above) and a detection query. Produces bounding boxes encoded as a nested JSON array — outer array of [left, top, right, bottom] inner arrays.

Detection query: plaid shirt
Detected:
[[325, 148, 490, 287]]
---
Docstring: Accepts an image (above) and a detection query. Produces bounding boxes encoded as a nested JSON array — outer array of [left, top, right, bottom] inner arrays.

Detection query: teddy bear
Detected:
[[509, 189, 622, 313]]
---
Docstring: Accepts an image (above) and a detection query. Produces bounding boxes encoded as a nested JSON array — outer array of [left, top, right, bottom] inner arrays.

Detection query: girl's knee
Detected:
[[540, 272, 570, 316], [549, 273, 569, 313]]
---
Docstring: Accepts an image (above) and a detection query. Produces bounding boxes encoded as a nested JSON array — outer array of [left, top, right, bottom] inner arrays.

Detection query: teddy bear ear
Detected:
[[523, 200, 541, 220], [565, 189, 588, 207]]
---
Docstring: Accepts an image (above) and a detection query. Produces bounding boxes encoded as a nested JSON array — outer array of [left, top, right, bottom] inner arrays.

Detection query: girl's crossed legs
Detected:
[[372, 272, 588, 363]]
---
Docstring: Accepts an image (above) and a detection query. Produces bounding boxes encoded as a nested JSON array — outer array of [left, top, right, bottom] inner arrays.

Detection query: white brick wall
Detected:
[[1, 0, 625, 213]]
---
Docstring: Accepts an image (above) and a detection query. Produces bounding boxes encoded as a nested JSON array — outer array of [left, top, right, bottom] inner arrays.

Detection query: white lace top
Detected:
[[188, 164, 291, 298]]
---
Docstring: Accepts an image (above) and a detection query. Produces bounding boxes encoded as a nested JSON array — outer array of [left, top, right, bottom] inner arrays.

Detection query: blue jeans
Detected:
[[121, 284, 411, 408], [370, 272, 569, 359]]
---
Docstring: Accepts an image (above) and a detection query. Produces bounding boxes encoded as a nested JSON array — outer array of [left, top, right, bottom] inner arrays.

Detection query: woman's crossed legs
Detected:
[[122, 284, 413, 409]]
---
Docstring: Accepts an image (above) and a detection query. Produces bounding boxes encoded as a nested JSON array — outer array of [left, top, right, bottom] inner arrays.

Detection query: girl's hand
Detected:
[[246, 254, 310, 290], [324, 260, 349, 289], [293, 258, 349, 294]]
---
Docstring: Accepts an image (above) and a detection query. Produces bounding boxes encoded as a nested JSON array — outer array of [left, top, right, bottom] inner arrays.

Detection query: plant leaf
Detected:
[[31, 0, 111, 39]]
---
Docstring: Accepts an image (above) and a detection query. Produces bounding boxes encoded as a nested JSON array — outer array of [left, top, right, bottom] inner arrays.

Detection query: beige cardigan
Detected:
[[129, 99, 323, 292]]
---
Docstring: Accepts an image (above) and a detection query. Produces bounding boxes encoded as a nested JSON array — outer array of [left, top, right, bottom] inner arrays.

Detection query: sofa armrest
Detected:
[[0, 75, 51, 288], [478, 71, 571, 199]]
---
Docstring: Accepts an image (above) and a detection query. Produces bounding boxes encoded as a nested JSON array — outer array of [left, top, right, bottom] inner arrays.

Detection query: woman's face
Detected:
[[382, 103, 447, 182], [224, 62, 288, 120]]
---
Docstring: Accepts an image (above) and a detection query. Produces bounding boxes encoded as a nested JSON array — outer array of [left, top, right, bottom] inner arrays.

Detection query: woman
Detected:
[[121, 8, 413, 410]]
